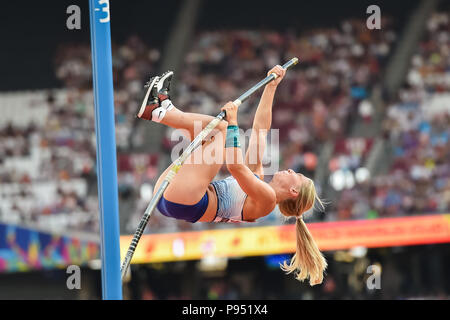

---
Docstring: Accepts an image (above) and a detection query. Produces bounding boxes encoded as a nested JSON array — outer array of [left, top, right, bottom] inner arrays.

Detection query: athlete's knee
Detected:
[[208, 120, 227, 143], [217, 119, 228, 132], [202, 119, 228, 144]]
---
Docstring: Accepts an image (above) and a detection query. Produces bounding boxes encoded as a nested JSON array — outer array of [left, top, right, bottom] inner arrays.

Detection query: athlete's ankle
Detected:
[[161, 99, 174, 111], [151, 102, 177, 123]]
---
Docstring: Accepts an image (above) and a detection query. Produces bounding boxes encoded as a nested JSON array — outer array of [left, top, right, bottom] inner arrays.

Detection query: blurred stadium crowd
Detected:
[[333, 12, 450, 221], [0, 11, 449, 235]]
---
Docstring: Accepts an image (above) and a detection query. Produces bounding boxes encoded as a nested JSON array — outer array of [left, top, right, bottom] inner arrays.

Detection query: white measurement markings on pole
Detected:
[[94, 0, 110, 23]]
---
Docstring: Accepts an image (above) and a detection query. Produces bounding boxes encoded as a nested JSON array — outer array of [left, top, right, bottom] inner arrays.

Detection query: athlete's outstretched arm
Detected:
[[245, 65, 286, 176], [221, 102, 276, 209]]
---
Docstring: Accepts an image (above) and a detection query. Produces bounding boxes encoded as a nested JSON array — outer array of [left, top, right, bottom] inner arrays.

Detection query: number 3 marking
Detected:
[[98, 0, 110, 23]]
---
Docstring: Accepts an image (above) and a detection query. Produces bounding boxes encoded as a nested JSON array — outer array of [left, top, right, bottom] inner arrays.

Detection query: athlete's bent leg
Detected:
[[153, 119, 227, 205]]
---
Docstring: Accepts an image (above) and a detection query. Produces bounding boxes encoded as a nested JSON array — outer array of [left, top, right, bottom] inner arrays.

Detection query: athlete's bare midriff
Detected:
[[197, 184, 219, 222]]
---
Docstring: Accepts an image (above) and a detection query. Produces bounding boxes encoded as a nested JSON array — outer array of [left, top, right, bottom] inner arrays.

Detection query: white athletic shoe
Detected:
[[155, 70, 175, 117], [156, 70, 174, 102], [137, 76, 160, 120]]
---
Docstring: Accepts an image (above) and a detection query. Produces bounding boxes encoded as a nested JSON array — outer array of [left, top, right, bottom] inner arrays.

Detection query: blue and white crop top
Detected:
[[209, 175, 260, 223]]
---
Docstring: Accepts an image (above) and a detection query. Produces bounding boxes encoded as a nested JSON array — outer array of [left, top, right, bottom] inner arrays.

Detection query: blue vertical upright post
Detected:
[[88, 0, 122, 300]]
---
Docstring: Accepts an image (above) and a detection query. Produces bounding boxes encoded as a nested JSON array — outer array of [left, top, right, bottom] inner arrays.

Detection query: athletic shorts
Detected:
[[156, 192, 209, 223]]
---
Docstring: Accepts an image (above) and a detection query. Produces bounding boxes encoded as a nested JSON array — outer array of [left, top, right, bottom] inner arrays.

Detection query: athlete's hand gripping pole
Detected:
[[120, 58, 299, 280]]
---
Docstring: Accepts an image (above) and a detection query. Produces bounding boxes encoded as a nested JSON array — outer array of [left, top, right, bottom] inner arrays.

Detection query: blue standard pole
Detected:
[[88, 0, 122, 300]]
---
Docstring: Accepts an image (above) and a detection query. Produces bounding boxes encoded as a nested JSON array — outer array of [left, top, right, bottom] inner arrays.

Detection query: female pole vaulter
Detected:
[[136, 65, 327, 285]]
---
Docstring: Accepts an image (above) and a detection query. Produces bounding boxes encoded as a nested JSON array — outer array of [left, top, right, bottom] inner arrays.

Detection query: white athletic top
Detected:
[[209, 175, 257, 223]]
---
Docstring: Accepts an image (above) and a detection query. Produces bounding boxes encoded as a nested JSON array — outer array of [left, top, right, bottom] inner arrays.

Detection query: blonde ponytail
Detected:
[[278, 178, 327, 286], [280, 217, 327, 285]]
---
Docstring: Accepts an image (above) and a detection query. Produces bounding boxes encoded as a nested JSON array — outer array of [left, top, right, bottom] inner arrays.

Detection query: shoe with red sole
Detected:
[[137, 76, 160, 120], [157, 70, 174, 102]]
